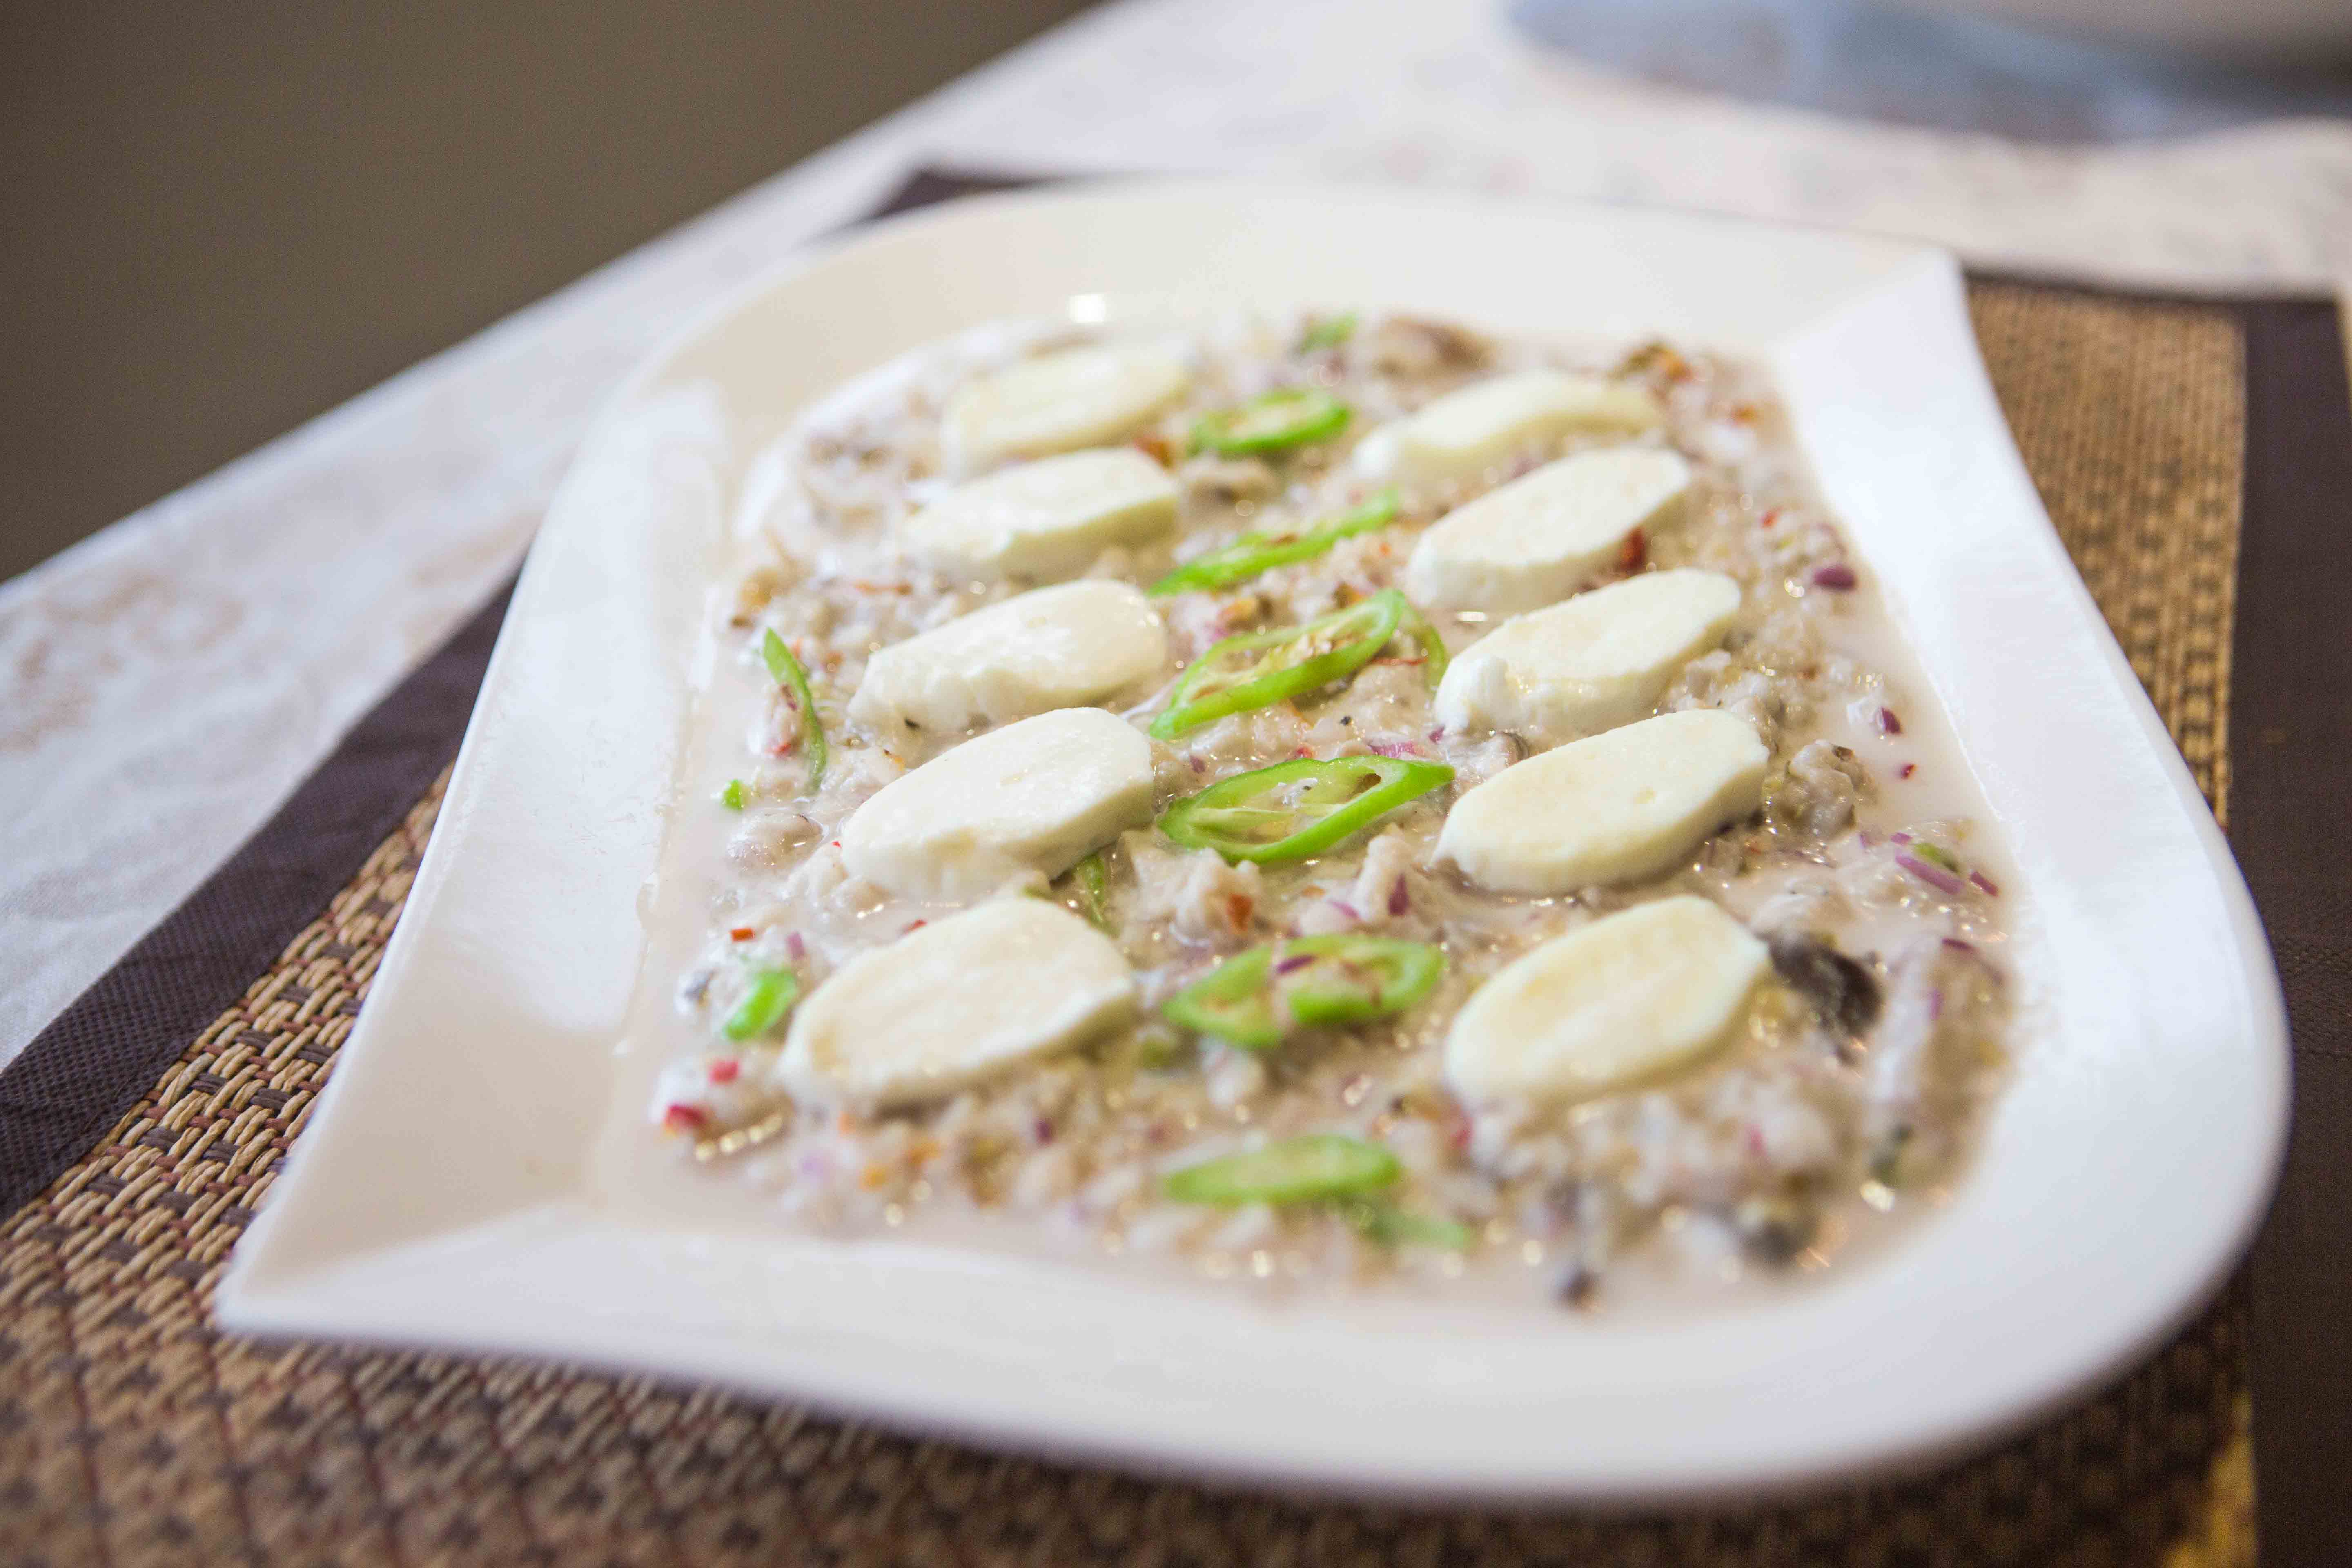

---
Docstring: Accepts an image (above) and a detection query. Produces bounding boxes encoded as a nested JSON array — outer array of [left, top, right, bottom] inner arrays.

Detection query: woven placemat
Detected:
[[0, 279, 2261, 1567]]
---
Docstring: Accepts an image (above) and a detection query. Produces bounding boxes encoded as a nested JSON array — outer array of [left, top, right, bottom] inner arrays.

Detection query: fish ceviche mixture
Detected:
[[650, 310, 2014, 1309]]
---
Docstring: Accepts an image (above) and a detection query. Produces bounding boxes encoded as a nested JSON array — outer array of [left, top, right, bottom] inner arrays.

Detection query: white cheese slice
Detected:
[[1444, 895, 1767, 1108], [944, 344, 1191, 471], [848, 581, 1169, 738], [1403, 448, 1691, 615], [1434, 568, 1742, 743], [1351, 369, 1662, 486], [1436, 708, 1766, 893], [839, 707, 1155, 900], [903, 448, 1179, 581], [777, 899, 1137, 1108]]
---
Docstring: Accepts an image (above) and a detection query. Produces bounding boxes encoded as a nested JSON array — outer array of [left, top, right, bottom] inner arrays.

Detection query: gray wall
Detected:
[[0, 0, 1096, 585]]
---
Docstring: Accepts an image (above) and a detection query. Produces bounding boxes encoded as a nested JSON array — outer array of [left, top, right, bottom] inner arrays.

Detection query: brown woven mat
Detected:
[[0, 280, 2257, 1567]]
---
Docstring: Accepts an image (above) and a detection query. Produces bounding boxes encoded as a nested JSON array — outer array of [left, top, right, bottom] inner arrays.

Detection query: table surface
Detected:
[[6, 0, 2352, 1068]]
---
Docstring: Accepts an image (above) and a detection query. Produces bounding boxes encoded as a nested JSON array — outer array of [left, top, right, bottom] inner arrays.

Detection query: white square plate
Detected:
[[218, 180, 2287, 1504]]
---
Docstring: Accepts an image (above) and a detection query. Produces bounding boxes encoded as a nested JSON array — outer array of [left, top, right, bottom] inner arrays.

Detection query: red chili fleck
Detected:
[[1616, 529, 1647, 573], [1745, 1125, 1766, 1158], [831, 840, 842, 849], [662, 1104, 708, 1134], [1877, 706, 1902, 735], [708, 1059, 740, 1085], [1898, 762, 1917, 779], [729, 926, 755, 942], [1760, 508, 1782, 529], [1449, 1117, 1473, 1154], [1811, 564, 1858, 591], [904, 919, 927, 934], [1969, 870, 2002, 897], [1226, 893, 1255, 930]]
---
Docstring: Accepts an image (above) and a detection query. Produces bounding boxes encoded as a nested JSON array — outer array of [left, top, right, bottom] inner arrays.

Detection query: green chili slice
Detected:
[[720, 778, 747, 810], [1148, 491, 1400, 597], [1162, 948, 1282, 1049], [760, 629, 827, 790], [723, 967, 800, 1041], [1159, 755, 1452, 864], [1190, 388, 1352, 457], [1283, 936, 1446, 1028], [1071, 850, 1110, 930], [1341, 1199, 1476, 1251], [1163, 1134, 1400, 1206], [1392, 596, 1449, 689], [1149, 590, 1412, 740], [1163, 935, 1445, 1050], [1296, 312, 1358, 353]]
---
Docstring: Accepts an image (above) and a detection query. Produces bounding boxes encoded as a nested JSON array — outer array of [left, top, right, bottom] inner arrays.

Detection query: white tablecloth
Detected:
[[5, 0, 2349, 1065]]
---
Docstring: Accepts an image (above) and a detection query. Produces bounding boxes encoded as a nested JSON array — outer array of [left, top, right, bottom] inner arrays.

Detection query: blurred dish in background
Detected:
[[1512, 0, 2352, 142], [1890, 0, 2352, 57]]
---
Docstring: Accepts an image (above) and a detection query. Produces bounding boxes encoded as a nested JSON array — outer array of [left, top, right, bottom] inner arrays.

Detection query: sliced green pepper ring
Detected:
[[1149, 590, 1416, 740], [1392, 597, 1449, 688], [1159, 754, 1453, 864], [723, 967, 801, 1042], [1148, 490, 1400, 597], [1070, 850, 1111, 931], [1296, 312, 1358, 354], [1163, 1134, 1400, 1206], [1190, 388, 1352, 457], [760, 629, 828, 790], [1340, 1199, 1476, 1251], [1284, 936, 1446, 1029], [1163, 934, 1446, 1050], [1162, 946, 1282, 1049]]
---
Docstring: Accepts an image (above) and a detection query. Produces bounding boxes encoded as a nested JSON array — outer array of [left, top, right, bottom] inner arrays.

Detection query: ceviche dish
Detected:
[[634, 309, 2018, 1312]]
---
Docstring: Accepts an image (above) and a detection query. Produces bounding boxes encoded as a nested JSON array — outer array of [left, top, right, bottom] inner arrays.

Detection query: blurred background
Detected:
[[6, 0, 2348, 587], [0, 0, 1094, 585]]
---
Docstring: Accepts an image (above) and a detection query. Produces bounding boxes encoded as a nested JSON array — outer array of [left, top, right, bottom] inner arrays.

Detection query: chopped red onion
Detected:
[[1941, 938, 1978, 954], [1274, 952, 1315, 975], [1877, 706, 1902, 735], [1811, 564, 1858, 590], [1969, 871, 2001, 897], [1898, 762, 1917, 780], [1188, 754, 1206, 774], [1033, 1118, 1056, 1145], [1891, 831, 1912, 844], [1368, 739, 1422, 759], [786, 931, 806, 960], [1897, 853, 1965, 895], [1388, 876, 1410, 916]]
